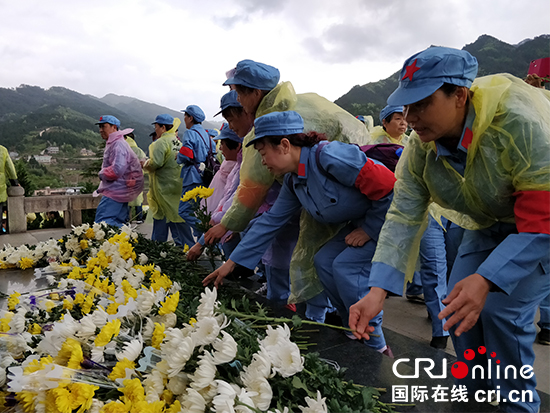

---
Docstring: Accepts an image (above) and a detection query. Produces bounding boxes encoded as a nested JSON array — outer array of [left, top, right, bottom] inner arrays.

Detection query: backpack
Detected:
[[195, 128, 220, 186], [316, 141, 403, 173]]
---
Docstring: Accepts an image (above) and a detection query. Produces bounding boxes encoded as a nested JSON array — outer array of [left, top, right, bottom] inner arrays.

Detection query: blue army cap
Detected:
[[379, 105, 404, 123], [223, 59, 280, 91], [206, 129, 219, 138], [182, 105, 206, 123], [246, 111, 304, 147], [356, 115, 365, 123], [214, 90, 242, 117], [387, 47, 478, 106], [152, 114, 174, 125], [96, 115, 120, 127], [214, 123, 243, 143]]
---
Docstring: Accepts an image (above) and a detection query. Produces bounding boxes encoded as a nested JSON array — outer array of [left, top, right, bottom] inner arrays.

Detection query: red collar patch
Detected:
[[402, 59, 421, 82], [461, 127, 473, 149], [298, 163, 306, 177]]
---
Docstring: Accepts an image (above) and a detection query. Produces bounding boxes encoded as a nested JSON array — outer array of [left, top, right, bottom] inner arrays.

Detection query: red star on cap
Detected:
[[402, 59, 421, 81]]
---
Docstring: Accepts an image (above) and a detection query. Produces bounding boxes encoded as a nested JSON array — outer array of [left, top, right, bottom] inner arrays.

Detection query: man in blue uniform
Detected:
[[176, 105, 216, 247]]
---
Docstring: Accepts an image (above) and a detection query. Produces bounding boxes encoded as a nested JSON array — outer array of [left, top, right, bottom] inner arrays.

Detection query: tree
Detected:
[[14, 160, 36, 197]]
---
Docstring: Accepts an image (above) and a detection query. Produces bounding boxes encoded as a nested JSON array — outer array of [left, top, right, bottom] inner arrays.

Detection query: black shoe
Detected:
[[430, 336, 449, 349], [406, 293, 425, 304], [538, 328, 550, 345]]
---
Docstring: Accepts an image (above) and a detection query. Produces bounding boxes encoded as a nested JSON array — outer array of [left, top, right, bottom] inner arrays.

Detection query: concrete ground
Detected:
[[1, 223, 549, 396]]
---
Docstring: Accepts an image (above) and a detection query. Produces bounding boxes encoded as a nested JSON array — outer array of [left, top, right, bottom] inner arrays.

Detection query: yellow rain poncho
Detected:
[[373, 74, 550, 281], [369, 126, 408, 145], [221, 81, 370, 303], [0, 145, 17, 203], [126, 137, 146, 208], [144, 119, 184, 223]]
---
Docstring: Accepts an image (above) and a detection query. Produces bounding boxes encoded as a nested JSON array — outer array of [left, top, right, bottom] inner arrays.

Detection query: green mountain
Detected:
[[99, 93, 220, 132], [334, 34, 550, 124]]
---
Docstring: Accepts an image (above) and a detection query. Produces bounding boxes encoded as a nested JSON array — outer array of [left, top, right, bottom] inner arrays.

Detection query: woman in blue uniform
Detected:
[[350, 47, 550, 412], [203, 110, 396, 355]]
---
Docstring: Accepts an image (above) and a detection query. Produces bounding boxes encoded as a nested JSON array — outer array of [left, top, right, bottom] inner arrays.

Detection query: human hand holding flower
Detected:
[[204, 223, 228, 245], [202, 259, 236, 288], [186, 243, 203, 262]]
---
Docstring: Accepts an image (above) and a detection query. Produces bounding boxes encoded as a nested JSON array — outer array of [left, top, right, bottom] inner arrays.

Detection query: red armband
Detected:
[[179, 146, 194, 159], [513, 190, 550, 234], [102, 166, 118, 181], [354, 159, 396, 200]]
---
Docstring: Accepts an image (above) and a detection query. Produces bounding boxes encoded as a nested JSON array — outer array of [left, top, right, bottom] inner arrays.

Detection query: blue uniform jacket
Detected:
[[230, 141, 395, 269], [176, 125, 216, 185]]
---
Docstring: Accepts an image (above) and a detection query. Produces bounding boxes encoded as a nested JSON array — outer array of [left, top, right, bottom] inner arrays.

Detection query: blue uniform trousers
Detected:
[[314, 224, 387, 350], [418, 216, 449, 338], [95, 196, 129, 228], [447, 227, 550, 413], [538, 293, 550, 331], [178, 183, 202, 247], [152, 218, 190, 248]]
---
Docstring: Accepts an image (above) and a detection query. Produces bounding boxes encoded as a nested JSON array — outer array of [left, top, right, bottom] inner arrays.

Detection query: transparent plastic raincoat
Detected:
[[373, 74, 550, 282], [125, 136, 146, 208], [369, 126, 408, 145], [221, 81, 371, 302], [97, 129, 144, 203], [144, 120, 185, 223], [0, 145, 17, 203]]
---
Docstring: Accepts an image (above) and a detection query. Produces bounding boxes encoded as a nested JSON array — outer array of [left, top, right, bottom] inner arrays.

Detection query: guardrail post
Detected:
[[6, 186, 26, 233]]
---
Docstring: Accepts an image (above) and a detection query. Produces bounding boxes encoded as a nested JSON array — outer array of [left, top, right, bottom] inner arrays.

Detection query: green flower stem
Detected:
[[223, 309, 379, 337], [234, 400, 263, 413]]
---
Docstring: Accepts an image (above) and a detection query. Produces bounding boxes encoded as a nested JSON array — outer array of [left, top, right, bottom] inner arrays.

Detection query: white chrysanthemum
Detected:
[[77, 314, 97, 339], [57, 278, 68, 290], [190, 353, 217, 391], [158, 312, 177, 329], [270, 341, 304, 378], [245, 376, 272, 411], [142, 318, 155, 341], [182, 388, 207, 413], [162, 332, 195, 377], [191, 317, 221, 346], [138, 253, 148, 265], [34, 390, 47, 413], [268, 408, 289, 413], [143, 369, 165, 402], [46, 274, 56, 285], [116, 338, 143, 362], [196, 287, 218, 320], [8, 310, 26, 333], [160, 251, 167, 258], [167, 374, 188, 396], [236, 388, 257, 413], [261, 324, 291, 348], [241, 347, 272, 385], [91, 346, 105, 363], [299, 391, 328, 413], [212, 380, 237, 412], [0, 365, 6, 387], [211, 331, 238, 365], [89, 399, 104, 413], [0, 355, 16, 369], [91, 307, 108, 328]]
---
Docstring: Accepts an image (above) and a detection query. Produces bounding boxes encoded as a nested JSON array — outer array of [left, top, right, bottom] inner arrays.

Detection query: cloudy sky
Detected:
[[0, 0, 548, 120]]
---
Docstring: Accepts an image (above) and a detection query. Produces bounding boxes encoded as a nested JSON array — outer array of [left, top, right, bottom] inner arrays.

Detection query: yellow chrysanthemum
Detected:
[[68, 267, 83, 280], [50, 386, 72, 413], [0, 391, 8, 409], [121, 280, 138, 301], [106, 301, 122, 315], [95, 319, 121, 347], [8, 291, 21, 311], [80, 239, 89, 250], [63, 298, 74, 310], [28, 323, 42, 334], [15, 390, 36, 413], [45, 300, 56, 312], [189, 317, 197, 326], [56, 338, 84, 370], [69, 382, 99, 412], [81, 294, 95, 315], [97, 250, 110, 268], [108, 358, 135, 381], [18, 257, 34, 270], [85, 227, 95, 239], [120, 378, 146, 406], [50, 293, 60, 301], [119, 241, 136, 261], [74, 293, 85, 305], [158, 291, 179, 316], [24, 356, 53, 374], [151, 323, 165, 349], [132, 400, 165, 413], [160, 389, 174, 405], [100, 401, 130, 413], [165, 400, 182, 413], [183, 244, 190, 253], [58, 238, 64, 243], [150, 274, 172, 292], [0, 312, 14, 333]]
